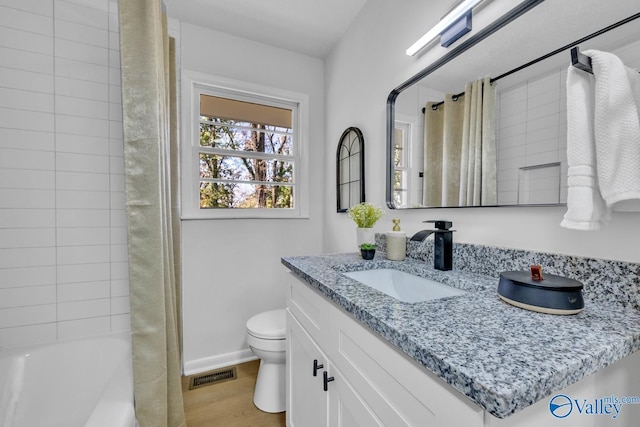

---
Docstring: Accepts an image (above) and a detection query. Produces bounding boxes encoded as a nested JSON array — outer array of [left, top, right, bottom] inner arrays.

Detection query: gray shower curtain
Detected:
[[118, 1, 185, 426]]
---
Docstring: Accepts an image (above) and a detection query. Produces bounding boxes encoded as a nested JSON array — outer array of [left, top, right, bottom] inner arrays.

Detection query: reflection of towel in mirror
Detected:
[[561, 66, 609, 230], [562, 50, 640, 230], [590, 49, 640, 211]]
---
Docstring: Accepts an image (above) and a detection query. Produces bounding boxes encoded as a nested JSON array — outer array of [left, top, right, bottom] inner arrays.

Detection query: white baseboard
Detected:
[[183, 348, 257, 376]]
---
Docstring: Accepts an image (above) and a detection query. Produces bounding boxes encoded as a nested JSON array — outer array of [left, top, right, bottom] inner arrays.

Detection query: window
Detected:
[[393, 122, 410, 208], [182, 71, 309, 219]]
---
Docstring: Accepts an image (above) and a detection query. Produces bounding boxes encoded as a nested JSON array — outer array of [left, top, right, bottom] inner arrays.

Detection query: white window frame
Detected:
[[181, 70, 309, 219]]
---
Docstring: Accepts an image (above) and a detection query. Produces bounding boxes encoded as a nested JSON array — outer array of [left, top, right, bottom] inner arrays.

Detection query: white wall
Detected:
[[176, 22, 325, 373], [0, 0, 129, 349], [324, 0, 640, 264]]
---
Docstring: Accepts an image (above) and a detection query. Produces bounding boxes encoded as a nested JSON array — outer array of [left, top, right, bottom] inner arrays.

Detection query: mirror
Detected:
[[337, 127, 365, 212], [386, 0, 640, 209]]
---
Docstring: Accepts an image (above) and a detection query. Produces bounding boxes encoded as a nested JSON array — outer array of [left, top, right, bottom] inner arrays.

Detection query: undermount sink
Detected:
[[342, 268, 467, 303]]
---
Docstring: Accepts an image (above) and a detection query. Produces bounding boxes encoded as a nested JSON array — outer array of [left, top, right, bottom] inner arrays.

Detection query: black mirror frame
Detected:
[[385, 0, 545, 209], [337, 127, 366, 212]]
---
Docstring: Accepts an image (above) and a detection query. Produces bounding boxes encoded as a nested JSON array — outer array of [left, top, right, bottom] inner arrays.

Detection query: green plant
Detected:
[[360, 243, 377, 250], [347, 202, 384, 228]]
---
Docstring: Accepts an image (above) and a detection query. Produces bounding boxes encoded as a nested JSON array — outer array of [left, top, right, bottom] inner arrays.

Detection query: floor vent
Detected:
[[188, 367, 238, 390]]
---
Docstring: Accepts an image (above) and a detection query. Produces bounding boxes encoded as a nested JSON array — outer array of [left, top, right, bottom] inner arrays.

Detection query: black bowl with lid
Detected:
[[497, 271, 584, 315]]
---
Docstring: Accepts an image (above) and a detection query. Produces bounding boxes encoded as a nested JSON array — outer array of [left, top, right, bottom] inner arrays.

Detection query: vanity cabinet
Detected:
[[286, 273, 483, 427]]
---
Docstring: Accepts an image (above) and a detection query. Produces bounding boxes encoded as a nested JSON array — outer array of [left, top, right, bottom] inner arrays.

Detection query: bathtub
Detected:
[[0, 332, 136, 427]]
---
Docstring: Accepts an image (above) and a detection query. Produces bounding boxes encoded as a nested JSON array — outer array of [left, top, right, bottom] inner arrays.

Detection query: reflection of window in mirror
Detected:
[[393, 123, 410, 208], [336, 127, 365, 212]]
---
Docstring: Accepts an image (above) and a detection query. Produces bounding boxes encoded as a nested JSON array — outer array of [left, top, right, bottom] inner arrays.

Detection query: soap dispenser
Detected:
[[386, 219, 406, 261]]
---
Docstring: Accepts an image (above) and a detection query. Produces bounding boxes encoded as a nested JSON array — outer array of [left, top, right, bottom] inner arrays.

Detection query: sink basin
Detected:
[[342, 268, 466, 303]]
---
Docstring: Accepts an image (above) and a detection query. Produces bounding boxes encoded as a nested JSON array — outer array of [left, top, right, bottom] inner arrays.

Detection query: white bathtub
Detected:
[[0, 332, 136, 427]]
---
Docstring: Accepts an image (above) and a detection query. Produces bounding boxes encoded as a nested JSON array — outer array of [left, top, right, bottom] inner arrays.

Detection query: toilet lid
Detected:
[[246, 308, 286, 339]]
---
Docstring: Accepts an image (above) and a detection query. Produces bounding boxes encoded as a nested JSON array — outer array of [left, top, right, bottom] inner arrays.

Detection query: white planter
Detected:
[[356, 227, 375, 248]]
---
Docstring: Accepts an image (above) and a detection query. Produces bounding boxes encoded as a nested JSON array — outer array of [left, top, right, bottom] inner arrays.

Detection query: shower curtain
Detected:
[[118, 1, 186, 426], [423, 77, 497, 206]]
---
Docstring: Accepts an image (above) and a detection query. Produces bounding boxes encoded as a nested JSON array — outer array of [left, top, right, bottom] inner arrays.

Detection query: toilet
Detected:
[[246, 308, 286, 413]]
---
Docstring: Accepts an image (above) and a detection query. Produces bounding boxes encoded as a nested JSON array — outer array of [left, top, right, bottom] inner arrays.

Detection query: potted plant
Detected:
[[347, 202, 384, 248], [360, 243, 377, 260]]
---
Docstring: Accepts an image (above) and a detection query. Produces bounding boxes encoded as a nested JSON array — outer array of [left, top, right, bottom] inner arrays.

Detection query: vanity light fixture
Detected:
[[406, 0, 484, 56]]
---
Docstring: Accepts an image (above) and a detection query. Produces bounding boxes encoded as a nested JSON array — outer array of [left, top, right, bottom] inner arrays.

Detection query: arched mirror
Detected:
[[337, 127, 365, 212], [386, 0, 640, 209]]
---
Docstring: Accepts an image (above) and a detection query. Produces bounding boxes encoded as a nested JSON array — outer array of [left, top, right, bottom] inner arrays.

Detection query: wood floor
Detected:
[[182, 360, 286, 427]]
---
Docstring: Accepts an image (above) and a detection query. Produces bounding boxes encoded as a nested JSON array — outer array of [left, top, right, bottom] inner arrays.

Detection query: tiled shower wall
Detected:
[[496, 37, 640, 206], [0, 0, 129, 348]]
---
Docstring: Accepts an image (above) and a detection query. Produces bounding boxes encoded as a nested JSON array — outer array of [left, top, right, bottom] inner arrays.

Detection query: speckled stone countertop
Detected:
[[281, 252, 640, 419]]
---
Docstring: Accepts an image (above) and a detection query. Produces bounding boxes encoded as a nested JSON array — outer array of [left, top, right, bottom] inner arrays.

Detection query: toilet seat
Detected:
[[246, 308, 286, 340]]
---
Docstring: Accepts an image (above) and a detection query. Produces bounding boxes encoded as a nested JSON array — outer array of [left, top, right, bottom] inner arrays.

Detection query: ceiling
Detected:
[[163, 0, 370, 58]]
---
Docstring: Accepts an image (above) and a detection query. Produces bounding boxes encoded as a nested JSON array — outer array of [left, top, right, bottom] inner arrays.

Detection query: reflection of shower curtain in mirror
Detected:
[[423, 77, 497, 206]]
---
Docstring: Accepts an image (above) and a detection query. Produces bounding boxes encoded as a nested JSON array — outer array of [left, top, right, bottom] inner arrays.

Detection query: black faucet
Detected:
[[410, 220, 454, 271]]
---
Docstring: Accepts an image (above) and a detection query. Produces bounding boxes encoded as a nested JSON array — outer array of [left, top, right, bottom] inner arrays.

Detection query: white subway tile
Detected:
[[55, 76, 108, 101], [57, 245, 110, 265], [0, 228, 55, 248], [56, 189, 110, 210], [108, 46, 120, 68], [58, 281, 110, 302], [110, 190, 125, 210], [55, 114, 109, 137], [55, 134, 109, 156], [56, 152, 109, 173], [0, 303, 56, 328], [0, 148, 55, 170], [111, 279, 129, 298], [0, 265, 56, 289], [110, 261, 129, 281], [57, 227, 109, 246], [0, 5, 53, 35], [110, 210, 127, 228], [110, 242, 128, 262], [1, 66, 53, 97], [56, 171, 109, 192], [55, 95, 109, 120], [0, 46, 53, 74], [55, 38, 109, 67], [0, 0, 53, 15], [0, 247, 55, 268], [111, 296, 129, 315], [109, 102, 123, 122], [110, 155, 124, 174], [55, 0, 108, 29], [0, 285, 56, 309], [0, 323, 56, 348], [0, 169, 55, 190], [0, 26, 53, 55], [110, 314, 131, 332], [55, 57, 108, 83], [56, 209, 109, 228], [55, 19, 108, 48], [0, 188, 55, 209], [0, 128, 54, 151], [57, 262, 110, 284], [109, 120, 123, 139], [0, 208, 55, 228], [109, 173, 125, 192], [57, 316, 111, 340], [58, 298, 109, 321], [0, 87, 54, 113], [0, 107, 54, 132]]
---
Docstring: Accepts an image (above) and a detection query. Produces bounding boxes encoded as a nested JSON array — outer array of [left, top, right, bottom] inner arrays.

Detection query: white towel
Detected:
[[561, 66, 609, 230], [589, 49, 640, 211]]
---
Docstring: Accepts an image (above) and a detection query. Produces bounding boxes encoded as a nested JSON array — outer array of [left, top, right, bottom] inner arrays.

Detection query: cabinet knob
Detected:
[[313, 359, 323, 377], [323, 371, 335, 391]]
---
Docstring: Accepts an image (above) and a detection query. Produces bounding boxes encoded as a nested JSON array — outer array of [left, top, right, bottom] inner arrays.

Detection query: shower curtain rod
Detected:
[[423, 10, 640, 113]]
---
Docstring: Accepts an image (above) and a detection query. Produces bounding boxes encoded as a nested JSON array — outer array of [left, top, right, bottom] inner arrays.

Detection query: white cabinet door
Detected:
[[287, 310, 329, 427], [328, 366, 385, 427]]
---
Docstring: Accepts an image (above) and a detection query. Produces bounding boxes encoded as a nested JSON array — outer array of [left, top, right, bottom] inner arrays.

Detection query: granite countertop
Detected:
[[281, 252, 640, 418]]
